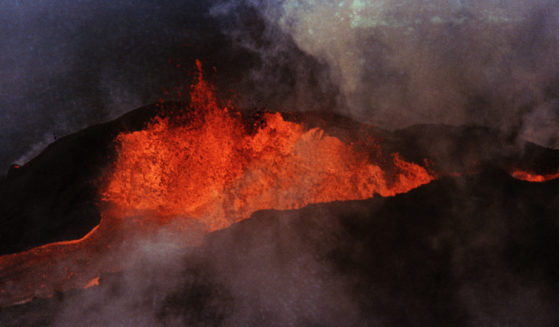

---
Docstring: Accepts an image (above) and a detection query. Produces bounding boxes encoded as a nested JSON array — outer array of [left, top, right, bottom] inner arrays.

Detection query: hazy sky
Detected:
[[0, 0, 218, 170], [1, 0, 558, 172]]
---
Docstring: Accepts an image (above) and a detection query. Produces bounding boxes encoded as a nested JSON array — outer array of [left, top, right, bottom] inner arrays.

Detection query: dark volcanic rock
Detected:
[[1, 172, 557, 326], [1, 103, 558, 256], [0, 103, 169, 255]]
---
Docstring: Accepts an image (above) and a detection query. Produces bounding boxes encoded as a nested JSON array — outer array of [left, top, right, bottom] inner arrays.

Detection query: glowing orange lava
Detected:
[[511, 170, 559, 182], [102, 60, 434, 231], [0, 60, 434, 306], [84, 277, 100, 289]]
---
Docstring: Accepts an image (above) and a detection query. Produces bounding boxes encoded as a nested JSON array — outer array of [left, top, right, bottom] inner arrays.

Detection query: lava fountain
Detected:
[[103, 60, 434, 231], [0, 60, 434, 306]]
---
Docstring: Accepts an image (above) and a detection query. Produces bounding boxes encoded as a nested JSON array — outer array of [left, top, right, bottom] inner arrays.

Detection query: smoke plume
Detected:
[[212, 0, 559, 145]]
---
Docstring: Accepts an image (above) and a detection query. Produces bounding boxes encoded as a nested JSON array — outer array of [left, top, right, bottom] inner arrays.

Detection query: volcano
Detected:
[[0, 63, 558, 326]]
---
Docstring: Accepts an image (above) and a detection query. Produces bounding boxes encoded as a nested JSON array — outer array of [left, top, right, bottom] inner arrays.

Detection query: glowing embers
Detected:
[[102, 62, 434, 232], [511, 170, 559, 182]]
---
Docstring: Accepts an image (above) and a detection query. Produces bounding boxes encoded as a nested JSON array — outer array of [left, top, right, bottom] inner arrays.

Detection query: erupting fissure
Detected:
[[0, 60, 434, 306], [102, 60, 434, 230]]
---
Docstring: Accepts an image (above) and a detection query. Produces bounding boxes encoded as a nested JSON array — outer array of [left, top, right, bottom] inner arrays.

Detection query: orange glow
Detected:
[[101, 60, 434, 231], [511, 170, 559, 182], [0, 60, 434, 306], [0, 219, 120, 306], [84, 277, 100, 289]]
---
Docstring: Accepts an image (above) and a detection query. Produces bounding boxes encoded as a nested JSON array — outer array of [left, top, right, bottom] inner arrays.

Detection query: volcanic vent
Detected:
[[102, 60, 434, 230], [0, 61, 433, 307], [0, 61, 558, 326]]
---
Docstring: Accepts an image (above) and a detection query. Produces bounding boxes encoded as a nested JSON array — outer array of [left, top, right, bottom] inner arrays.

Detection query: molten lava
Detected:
[[0, 60, 434, 306], [102, 60, 433, 231], [511, 170, 559, 182]]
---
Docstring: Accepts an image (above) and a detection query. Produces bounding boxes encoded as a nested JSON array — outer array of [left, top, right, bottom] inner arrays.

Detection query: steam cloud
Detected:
[[11, 189, 556, 326], [48, 210, 363, 327], [212, 0, 559, 146]]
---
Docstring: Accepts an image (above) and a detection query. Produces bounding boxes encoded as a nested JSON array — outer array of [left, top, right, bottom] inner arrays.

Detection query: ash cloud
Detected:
[[211, 0, 559, 146]]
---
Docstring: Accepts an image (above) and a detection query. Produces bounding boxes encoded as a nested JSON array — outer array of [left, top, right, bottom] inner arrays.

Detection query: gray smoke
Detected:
[[211, 0, 559, 147], [4, 0, 558, 172], [50, 209, 365, 327]]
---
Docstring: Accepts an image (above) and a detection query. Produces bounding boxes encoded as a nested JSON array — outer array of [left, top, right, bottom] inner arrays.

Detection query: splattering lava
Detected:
[[0, 60, 434, 306], [103, 60, 434, 231]]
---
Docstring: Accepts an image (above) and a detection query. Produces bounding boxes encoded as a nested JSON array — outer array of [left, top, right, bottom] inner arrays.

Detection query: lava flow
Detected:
[[511, 170, 559, 182], [0, 60, 434, 306]]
